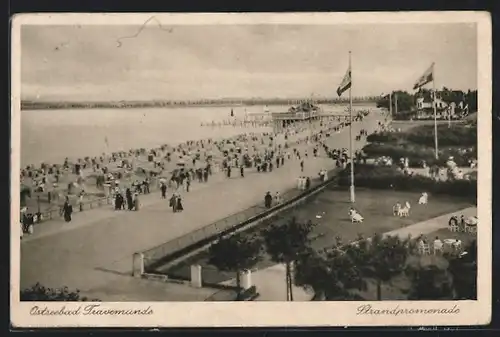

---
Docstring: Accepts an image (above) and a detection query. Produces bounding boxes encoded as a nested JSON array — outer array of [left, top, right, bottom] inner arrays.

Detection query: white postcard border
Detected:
[[10, 12, 492, 328]]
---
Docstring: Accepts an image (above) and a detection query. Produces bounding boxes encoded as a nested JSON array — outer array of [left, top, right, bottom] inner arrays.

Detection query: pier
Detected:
[[245, 110, 353, 133]]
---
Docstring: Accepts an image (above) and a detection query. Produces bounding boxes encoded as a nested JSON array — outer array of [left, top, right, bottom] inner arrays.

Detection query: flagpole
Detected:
[[432, 63, 439, 159], [448, 105, 451, 128], [389, 92, 392, 117], [395, 92, 398, 116], [348, 51, 355, 203]]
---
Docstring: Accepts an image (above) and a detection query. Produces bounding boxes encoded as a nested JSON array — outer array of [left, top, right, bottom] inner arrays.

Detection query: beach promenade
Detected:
[[19, 112, 383, 298]]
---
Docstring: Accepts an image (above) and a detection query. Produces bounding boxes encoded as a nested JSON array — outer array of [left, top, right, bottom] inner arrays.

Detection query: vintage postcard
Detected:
[[10, 12, 491, 328]]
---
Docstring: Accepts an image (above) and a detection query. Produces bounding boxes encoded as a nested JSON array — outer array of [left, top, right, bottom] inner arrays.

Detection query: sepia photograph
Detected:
[[10, 12, 491, 327]]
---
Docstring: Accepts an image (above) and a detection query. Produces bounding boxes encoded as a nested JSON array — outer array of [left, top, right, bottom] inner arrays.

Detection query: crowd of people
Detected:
[[20, 109, 372, 234]]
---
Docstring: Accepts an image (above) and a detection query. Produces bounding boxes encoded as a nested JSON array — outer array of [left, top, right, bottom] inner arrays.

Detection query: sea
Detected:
[[20, 104, 374, 166]]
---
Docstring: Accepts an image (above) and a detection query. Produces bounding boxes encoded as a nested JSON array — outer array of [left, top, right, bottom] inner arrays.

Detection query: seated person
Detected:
[[433, 236, 443, 252]]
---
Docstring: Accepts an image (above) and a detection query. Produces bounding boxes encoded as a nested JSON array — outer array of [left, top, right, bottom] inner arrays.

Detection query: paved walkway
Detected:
[[220, 206, 477, 301], [20, 111, 384, 295]]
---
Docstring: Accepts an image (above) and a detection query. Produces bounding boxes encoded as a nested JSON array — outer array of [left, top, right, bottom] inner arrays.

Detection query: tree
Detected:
[[440, 87, 466, 106], [392, 91, 415, 114], [263, 217, 315, 301], [21, 283, 98, 301], [294, 246, 366, 300], [446, 240, 477, 300], [466, 90, 478, 113], [405, 256, 455, 300], [376, 91, 415, 117], [208, 233, 262, 300], [345, 234, 409, 300]]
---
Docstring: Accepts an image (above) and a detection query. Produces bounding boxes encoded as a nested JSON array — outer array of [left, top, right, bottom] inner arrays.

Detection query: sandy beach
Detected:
[[20, 104, 375, 217]]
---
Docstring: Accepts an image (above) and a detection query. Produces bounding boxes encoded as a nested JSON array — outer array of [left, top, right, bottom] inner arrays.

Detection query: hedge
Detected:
[[337, 164, 476, 202], [362, 143, 475, 168], [406, 124, 477, 147], [366, 132, 407, 144]]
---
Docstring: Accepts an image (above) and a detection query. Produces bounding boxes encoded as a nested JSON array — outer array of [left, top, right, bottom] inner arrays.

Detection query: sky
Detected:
[[21, 23, 478, 101]]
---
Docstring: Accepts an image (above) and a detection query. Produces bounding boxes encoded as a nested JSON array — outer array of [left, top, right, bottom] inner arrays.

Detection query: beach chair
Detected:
[[418, 243, 431, 255], [433, 240, 444, 255], [418, 192, 428, 205], [465, 224, 477, 234]]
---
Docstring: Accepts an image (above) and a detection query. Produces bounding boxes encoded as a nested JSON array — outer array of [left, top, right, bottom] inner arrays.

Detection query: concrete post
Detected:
[[190, 264, 202, 288], [132, 252, 144, 277], [240, 269, 252, 290]]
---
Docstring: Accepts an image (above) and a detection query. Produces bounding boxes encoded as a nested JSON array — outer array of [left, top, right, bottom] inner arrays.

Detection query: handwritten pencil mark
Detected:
[[116, 16, 173, 48], [54, 41, 70, 51]]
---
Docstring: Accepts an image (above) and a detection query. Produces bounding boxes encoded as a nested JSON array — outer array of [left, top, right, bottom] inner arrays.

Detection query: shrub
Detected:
[[337, 164, 476, 202], [366, 132, 406, 144], [406, 124, 477, 147], [362, 143, 475, 168], [20, 283, 99, 301]]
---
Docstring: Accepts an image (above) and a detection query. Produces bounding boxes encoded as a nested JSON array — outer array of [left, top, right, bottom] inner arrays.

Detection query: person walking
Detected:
[[274, 191, 282, 204], [126, 188, 133, 211], [176, 195, 184, 212], [63, 196, 73, 222], [169, 194, 177, 213], [133, 193, 140, 211], [264, 191, 273, 209], [160, 182, 167, 199]]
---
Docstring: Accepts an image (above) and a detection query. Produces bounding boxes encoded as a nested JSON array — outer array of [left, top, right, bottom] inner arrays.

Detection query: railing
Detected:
[[36, 177, 162, 222], [39, 195, 114, 221], [142, 166, 342, 272], [34, 162, 225, 222]]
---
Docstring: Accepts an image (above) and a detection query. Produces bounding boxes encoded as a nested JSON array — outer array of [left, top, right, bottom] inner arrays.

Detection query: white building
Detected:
[[415, 97, 449, 110]]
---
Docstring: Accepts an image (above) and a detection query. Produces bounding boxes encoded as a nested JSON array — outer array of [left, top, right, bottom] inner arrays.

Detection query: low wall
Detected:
[[140, 166, 342, 273]]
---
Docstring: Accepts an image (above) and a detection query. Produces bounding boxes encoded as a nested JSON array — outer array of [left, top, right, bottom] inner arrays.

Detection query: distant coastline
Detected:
[[20, 97, 379, 110]]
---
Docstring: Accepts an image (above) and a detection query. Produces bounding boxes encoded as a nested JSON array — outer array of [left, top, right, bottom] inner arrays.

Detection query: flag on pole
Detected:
[[461, 104, 469, 117], [337, 66, 351, 97], [413, 63, 435, 90]]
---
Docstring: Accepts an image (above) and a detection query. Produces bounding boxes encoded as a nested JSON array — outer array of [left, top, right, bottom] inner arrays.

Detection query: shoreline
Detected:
[[21, 100, 377, 111], [21, 124, 273, 168]]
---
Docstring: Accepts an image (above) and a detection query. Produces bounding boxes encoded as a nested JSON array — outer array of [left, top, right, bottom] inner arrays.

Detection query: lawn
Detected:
[[391, 120, 464, 132], [161, 187, 473, 285]]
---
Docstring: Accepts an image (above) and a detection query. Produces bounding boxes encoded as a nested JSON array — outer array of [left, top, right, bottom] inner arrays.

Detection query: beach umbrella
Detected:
[[465, 216, 478, 226]]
